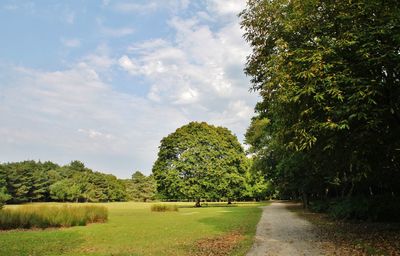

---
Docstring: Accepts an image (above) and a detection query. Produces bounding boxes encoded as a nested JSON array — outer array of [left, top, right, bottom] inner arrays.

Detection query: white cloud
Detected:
[[118, 55, 139, 75], [114, 0, 189, 14], [0, 64, 188, 177], [102, 0, 111, 7], [114, 2, 158, 13], [61, 38, 81, 48], [117, 1, 257, 142], [101, 26, 134, 37], [65, 11, 75, 24], [206, 0, 246, 17], [78, 129, 113, 139]]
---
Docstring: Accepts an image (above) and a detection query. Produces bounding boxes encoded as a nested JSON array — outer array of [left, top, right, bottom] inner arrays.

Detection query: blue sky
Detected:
[[0, 0, 258, 178]]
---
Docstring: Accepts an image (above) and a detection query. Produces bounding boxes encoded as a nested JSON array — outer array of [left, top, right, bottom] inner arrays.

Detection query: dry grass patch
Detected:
[[193, 231, 244, 256]]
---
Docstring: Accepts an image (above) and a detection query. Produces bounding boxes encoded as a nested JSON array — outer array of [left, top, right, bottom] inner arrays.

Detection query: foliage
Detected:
[[241, 0, 400, 216], [150, 204, 178, 212], [152, 122, 248, 206], [310, 196, 400, 221], [124, 171, 156, 202], [0, 160, 127, 203], [0, 177, 11, 209], [0, 205, 108, 230], [0, 189, 11, 210]]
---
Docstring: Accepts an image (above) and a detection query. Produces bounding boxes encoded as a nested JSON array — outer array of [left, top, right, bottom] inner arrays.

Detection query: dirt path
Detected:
[[247, 201, 324, 256]]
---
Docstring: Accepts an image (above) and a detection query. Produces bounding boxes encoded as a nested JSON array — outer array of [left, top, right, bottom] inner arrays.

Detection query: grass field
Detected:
[[0, 201, 267, 256]]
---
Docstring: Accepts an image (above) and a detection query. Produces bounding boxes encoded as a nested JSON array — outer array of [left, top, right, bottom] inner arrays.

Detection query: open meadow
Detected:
[[0, 201, 266, 256]]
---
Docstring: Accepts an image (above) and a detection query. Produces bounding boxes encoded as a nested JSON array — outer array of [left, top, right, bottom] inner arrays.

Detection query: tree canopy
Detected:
[[241, 0, 400, 219], [123, 171, 156, 202], [0, 160, 127, 204], [152, 122, 248, 206]]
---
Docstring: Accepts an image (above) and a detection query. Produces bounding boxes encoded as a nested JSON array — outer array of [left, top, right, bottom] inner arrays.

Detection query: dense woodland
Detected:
[[241, 0, 400, 220]]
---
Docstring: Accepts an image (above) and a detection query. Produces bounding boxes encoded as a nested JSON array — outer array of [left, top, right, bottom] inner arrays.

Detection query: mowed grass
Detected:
[[0, 201, 267, 256]]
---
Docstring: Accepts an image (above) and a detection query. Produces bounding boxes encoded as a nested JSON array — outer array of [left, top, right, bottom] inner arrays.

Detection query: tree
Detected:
[[0, 176, 11, 209], [125, 171, 156, 202], [152, 122, 248, 206], [241, 0, 400, 210], [49, 180, 70, 202]]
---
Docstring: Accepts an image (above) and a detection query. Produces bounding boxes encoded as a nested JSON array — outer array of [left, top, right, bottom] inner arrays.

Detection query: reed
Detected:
[[150, 204, 179, 212], [0, 205, 108, 230]]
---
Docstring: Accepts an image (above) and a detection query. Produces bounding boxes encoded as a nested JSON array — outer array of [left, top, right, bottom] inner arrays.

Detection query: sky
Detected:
[[0, 0, 258, 178]]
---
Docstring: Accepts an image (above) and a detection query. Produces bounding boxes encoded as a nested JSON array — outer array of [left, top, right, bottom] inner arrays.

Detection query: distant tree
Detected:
[[125, 171, 156, 202], [0, 160, 127, 203], [152, 122, 248, 206], [50, 180, 70, 202], [0, 176, 11, 209], [30, 168, 50, 202], [68, 160, 86, 172]]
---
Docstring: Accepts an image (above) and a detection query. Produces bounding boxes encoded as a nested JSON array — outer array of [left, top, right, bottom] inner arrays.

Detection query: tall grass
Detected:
[[150, 204, 178, 212], [0, 205, 108, 230]]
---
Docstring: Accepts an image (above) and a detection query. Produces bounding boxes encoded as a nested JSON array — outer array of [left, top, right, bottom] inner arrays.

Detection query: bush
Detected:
[[312, 196, 400, 221], [328, 197, 369, 220], [0, 205, 108, 230], [150, 204, 178, 212], [309, 200, 330, 213]]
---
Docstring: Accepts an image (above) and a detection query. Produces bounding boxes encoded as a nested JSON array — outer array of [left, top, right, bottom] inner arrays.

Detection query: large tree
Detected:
[[241, 0, 400, 208], [152, 122, 248, 206]]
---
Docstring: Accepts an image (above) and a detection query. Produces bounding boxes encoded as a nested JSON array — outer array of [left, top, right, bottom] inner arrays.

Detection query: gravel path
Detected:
[[247, 201, 324, 256]]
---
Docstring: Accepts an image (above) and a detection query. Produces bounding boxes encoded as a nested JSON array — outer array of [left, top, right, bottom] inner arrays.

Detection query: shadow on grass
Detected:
[[0, 229, 84, 255], [178, 203, 239, 209]]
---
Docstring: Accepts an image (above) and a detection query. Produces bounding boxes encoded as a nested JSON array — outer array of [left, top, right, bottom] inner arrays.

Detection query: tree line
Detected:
[[0, 160, 157, 206], [241, 0, 400, 220]]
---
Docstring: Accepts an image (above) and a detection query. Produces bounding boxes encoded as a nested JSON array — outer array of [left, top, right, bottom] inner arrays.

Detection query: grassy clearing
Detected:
[[288, 203, 400, 255], [0, 205, 108, 230], [0, 201, 267, 256]]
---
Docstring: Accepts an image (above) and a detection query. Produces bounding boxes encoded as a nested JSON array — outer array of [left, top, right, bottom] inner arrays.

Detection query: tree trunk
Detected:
[[195, 198, 201, 207], [302, 191, 309, 209], [227, 198, 232, 204]]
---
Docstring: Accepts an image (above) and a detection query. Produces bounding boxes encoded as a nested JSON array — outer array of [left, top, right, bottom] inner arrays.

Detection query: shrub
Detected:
[[328, 197, 370, 220], [309, 200, 330, 213], [0, 205, 108, 230], [150, 204, 178, 212], [314, 195, 400, 221]]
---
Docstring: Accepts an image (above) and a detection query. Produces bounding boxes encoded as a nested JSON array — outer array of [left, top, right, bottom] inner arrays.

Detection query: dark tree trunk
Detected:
[[227, 198, 232, 204], [302, 191, 309, 209], [195, 198, 201, 207]]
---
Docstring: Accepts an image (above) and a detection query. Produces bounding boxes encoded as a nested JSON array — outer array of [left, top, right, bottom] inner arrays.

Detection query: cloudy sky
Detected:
[[0, 0, 258, 178]]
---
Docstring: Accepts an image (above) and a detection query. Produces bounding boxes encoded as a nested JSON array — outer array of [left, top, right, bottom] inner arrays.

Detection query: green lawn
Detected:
[[0, 202, 267, 256]]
